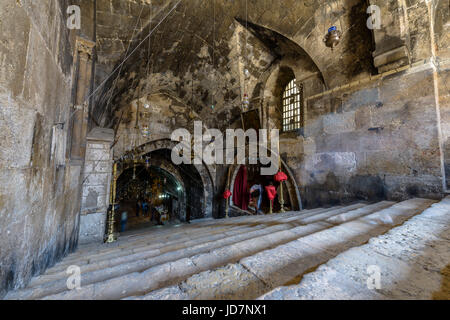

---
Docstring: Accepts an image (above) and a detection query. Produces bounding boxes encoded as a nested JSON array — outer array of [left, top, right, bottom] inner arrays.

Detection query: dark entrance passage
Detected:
[[115, 164, 184, 233], [113, 148, 206, 233]]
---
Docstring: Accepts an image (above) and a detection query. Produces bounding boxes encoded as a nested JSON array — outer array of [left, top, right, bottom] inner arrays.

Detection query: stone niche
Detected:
[[79, 127, 115, 244]]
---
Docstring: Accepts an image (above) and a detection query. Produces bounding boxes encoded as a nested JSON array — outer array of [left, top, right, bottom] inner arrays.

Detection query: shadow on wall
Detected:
[[1, 221, 79, 298], [302, 173, 387, 209], [445, 137, 450, 190]]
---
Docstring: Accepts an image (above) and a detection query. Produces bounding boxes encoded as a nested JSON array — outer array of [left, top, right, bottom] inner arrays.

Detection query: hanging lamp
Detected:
[[324, 26, 341, 50], [242, 93, 250, 110], [244, 68, 250, 79], [141, 124, 150, 138], [241, 0, 251, 112]]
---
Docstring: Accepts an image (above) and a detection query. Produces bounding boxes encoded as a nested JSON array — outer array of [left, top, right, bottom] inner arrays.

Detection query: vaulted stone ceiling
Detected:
[[95, 0, 170, 67], [92, 0, 375, 129], [75, 0, 174, 87]]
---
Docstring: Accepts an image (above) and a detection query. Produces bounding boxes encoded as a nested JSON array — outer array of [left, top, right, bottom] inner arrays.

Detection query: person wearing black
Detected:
[[136, 199, 141, 217], [249, 183, 263, 215], [151, 206, 163, 225], [186, 207, 191, 224], [142, 200, 149, 217]]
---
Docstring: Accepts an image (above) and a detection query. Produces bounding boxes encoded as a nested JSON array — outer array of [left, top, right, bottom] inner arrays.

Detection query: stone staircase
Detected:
[[4, 197, 448, 300], [260, 196, 450, 300]]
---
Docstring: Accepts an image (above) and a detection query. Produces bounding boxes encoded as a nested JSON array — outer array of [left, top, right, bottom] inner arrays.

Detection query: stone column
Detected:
[[369, 0, 411, 73], [69, 36, 96, 161], [79, 127, 115, 244]]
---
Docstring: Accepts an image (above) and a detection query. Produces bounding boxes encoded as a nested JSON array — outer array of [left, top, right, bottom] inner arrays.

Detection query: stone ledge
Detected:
[[373, 45, 410, 73], [86, 127, 115, 143]]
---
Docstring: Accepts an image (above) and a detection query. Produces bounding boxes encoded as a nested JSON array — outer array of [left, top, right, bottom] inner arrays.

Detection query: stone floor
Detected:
[[260, 197, 450, 300], [4, 197, 449, 300]]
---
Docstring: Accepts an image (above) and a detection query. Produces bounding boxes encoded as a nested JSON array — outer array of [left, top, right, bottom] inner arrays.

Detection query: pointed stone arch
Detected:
[[117, 138, 215, 219]]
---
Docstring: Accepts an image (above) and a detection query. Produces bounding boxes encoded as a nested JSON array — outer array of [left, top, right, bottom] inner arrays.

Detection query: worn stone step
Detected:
[[298, 202, 393, 224], [66, 222, 235, 259], [18, 206, 353, 298], [259, 197, 450, 300], [29, 224, 279, 288], [63, 206, 322, 260], [48, 205, 343, 272], [325, 201, 396, 224], [71, 214, 264, 255], [50, 223, 246, 269], [126, 198, 435, 300], [11, 222, 324, 300], [46, 208, 323, 272], [35, 202, 398, 300], [29, 204, 368, 289]]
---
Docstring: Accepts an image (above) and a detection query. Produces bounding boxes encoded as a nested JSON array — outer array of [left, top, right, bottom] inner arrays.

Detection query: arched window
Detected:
[[282, 79, 303, 132]]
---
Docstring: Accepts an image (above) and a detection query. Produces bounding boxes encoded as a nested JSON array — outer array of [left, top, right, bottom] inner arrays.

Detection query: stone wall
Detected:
[[439, 61, 450, 190], [79, 128, 114, 244], [0, 0, 81, 297], [281, 63, 445, 207], [433, 0, 450, 190], [96, 0, 449, 212]]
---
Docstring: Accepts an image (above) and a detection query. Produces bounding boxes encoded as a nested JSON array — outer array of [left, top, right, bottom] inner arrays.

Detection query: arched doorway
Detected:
[[229, 161, 302, 214], [131, 138, 215, 219], [112, 139, 215, 234], [114, 163, 186, 232]]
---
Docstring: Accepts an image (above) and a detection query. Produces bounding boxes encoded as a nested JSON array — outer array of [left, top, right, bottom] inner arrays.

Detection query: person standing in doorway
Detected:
[[151, 206, 159, 224], [120, 210, 128, 232], [136, 199, 141, 217], [249, 183, 263, 215], [142, 199, 149, 217], [186, 207, 191, 224]]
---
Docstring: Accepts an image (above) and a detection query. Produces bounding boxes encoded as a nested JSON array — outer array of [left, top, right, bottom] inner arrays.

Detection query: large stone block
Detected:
[[323, 112, 356, 135], [306, 152, 357, 175], [85, 148, 111, 161], [83, 172, 110, 187], [0, 1, 30, 96], [341, 88, 380, 112], [78, 212, 107, 245], [380, 67, 435, 103], [0, 97, 36, 168], [84, 160, 112, 174], [314, 134, 344, 153]]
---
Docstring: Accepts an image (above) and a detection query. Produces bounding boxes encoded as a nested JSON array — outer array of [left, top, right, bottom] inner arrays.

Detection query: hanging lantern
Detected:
[[244, 68, 250, 79], [323, 26, 341, 50], [223, 189, 232, 200], [265, 184, 277, 205], [274, 171, 288, 182], [242, 93, 250, 110], [141, 125, 150, 138]]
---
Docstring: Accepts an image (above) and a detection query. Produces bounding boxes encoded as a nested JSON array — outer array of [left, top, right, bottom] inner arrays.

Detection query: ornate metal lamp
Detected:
[[141, 124, 150, 138], [223, 189, 232, 219], [242, 93, 250, 111], [105, 162, 118, 243], [244, 68, 250, 79], [275, 171, 288, 213], [324, 26, 341, 50]]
